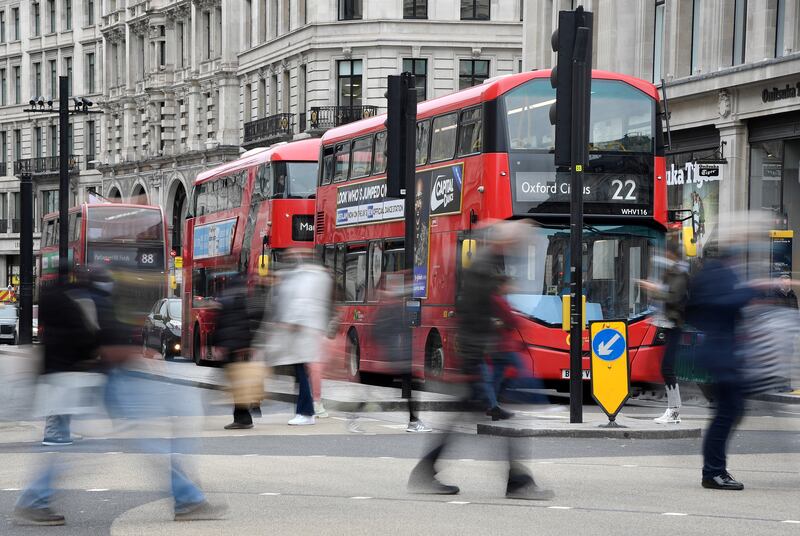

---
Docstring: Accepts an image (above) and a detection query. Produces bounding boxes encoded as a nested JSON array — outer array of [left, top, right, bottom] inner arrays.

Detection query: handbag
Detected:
[[737, 304, 799, 395], [225, 361, 266, 405]]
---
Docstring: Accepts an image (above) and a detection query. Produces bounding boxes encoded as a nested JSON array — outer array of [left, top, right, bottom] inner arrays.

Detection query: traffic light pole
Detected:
[[568, 27, 591, 424], [58, 75, 70, 284], [18, 170, 33, 345]]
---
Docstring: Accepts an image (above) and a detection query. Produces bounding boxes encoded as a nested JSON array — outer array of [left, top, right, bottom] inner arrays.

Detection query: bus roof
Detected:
[[195, 137, 321, 185], [42, 203, 163, 221], [321, 70, 659, 145]]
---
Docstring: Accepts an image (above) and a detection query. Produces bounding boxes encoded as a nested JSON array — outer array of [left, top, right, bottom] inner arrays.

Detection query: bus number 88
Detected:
[[140, 253, 156, 264]]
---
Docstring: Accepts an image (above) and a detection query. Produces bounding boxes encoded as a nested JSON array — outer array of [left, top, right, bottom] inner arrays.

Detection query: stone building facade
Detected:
[[523, 0, 800, 272]]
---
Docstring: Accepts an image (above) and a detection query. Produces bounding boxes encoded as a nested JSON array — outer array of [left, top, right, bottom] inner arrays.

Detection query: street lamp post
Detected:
[[18, 75, 102, 341]]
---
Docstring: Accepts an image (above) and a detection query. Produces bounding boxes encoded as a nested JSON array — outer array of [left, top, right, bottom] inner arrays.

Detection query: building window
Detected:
[[65, 0, 72, 30], [732, 0, 747, 65], [402, 58, 427, 102], [243, 83, 251, 122], [0, 11, 5, 43], [13, 129, 21, 160], [49, 125, 56, 156], [458, 59, 489, 89], [653, 0, 665, 82], [12, 7, 19, 40], [49, 60, 57, 97], [13, 66, 20, 104], [86, 0, 94, 26], [775, 0, 786, 57], [34, 62, 42, 97], [177, 21, 185, 68], [86, 53, 95, 93], [0, 69, 6, 106], [33, 2, 41, 36], [404, 0, 427, 19], [338, 0, 362, 21], [690, 0, 700, 73], [337, 59, 362, 108], [86, 120, 95, 159], [203, 11, 211, 59], [749, 141, 783, 212], [461, 0, 489, 21], [64, 57, 72, 96], [1, 132, 7, 162], [47, 0, 55, 33], [34, 127, 43, 158], [42, 190, 59, 217], [158, 26, 166, 68]]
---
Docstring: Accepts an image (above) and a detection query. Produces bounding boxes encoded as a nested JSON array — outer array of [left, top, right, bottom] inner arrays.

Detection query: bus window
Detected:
[[416, 120, 430, 166], [383, 241, 405, 293], [44, 220, 54, 247], [321, 145, 335, 186], [257, 164, 271, 198], [323, 244, 335, 271], [350, 135, 373, 179], [373, 131, 387, 175], [334, 142, 351, 183], [345, 246, 367, 302], [457, 107, 482, 156], [334, 244, 346, 302], [68, 212, 80, 241], [430, 113, 458, 163]]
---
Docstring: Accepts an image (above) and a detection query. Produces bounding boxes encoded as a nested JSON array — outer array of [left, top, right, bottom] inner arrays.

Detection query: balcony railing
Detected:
[[0, 220, 7, 233], [308, 105, 379, 131], [243, 113, 295, 148], [11, 219, 20, 233], [0, 162, 6, 176], [13, 156, 80, 176]]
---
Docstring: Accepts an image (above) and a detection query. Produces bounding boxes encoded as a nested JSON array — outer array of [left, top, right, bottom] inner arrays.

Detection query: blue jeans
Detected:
[[43, 415, 71, 442], [295, 363, 314, 416]]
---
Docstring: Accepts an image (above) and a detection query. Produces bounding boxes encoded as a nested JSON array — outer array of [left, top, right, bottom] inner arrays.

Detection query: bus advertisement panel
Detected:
[[315, 70, 668, 387]]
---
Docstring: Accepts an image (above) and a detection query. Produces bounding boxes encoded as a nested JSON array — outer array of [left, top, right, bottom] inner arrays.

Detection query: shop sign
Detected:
[[666, 162, 724, 188], [762, 82, 800, 104]]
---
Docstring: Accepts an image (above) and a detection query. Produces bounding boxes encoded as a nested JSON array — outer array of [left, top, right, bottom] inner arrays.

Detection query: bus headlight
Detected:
[[653, 327, 669, 345]]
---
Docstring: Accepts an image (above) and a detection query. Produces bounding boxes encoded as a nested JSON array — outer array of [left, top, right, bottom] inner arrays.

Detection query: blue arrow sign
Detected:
[[592, 328, 626, 362]]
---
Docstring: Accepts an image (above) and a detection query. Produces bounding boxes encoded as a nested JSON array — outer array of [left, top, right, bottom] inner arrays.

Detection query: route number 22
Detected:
[[611, 179, 637, 201]]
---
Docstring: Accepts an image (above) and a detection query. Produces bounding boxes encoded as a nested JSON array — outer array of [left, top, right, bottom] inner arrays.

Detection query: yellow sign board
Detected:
[[257, 255, 270, 277], [174, 256, 183, 269], [561, 295, 587, 331], [590, 320, 630, 420]]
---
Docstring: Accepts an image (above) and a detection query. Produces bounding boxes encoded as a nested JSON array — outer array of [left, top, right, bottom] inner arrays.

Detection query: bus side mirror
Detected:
[[682, 226, 697, 258], [461, 239, 477, 269], [258, 255, 270, 277], [561, 295, 587, 332]]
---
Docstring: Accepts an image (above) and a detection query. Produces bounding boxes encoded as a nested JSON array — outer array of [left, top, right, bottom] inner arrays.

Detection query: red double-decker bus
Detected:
[[38, 203, 169, 339], [182, 138, 320, 365], [315, 70, 668, 387]]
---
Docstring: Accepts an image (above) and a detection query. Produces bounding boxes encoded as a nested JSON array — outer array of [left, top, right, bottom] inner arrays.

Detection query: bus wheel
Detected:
[[346, 330, 360, 381], [425, 331, 444, 379], [193, 327, 203, 366]]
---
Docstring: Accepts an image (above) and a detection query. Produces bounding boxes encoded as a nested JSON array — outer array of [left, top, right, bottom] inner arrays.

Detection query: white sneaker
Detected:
[[653, 408, 680, 424], [346, 417, 366, 434], [406, 420, 432, 433], [314, 401, 329, 418], [288, 414, 316, 426]]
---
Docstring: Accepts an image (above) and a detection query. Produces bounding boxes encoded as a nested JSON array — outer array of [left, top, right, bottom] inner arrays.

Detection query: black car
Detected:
[[142, 298, 182, 360]]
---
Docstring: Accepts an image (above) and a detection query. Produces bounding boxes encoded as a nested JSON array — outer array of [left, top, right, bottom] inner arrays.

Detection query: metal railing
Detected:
[[11, 219, 20, 233], [308, 105, 379, 130], [243, 113, 295, 146], [13, 155, 80, 175], [0, 220, 7, 233]]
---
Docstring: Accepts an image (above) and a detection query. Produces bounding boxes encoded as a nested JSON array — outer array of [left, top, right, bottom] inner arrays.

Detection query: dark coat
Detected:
[[685, 257, 759, 382], [215, 281, 253, 362], [456, 250, 504, 372], [372, 292, 411, 372], [40, 283, 100, 374]]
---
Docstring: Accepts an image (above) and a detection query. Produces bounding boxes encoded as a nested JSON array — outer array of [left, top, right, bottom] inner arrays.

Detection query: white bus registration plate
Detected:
[[561, 369, 591, 380]]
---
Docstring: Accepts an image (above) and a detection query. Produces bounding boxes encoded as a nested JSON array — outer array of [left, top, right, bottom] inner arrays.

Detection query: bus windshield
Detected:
[[86, 207, 164, 242], [504, 79, 655, 154], [501, 224, 663, 324], [274, 161, 317, 199]]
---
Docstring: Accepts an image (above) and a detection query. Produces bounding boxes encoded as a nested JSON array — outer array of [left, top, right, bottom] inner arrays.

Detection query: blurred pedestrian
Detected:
[[408, 220, 553, 500], [15, 272, 105, 525], [639, 241, 690, 424], [686, 241, 764, 491], [368, 276, 431, 433], [216, 274, 264, 430], [258, 249, 333, 426]]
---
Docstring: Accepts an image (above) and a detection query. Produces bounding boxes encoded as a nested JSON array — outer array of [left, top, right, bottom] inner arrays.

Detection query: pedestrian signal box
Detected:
[[589, 320, 630, 423]]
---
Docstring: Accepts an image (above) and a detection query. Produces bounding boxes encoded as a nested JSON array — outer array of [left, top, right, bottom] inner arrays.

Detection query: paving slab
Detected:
[[477, 414, 702, 439]]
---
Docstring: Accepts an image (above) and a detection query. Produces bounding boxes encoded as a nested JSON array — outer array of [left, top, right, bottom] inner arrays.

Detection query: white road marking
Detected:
[[661, 512, 688, 516], [242, 454, 259, 457], [448, 501, 470, 505], [86, 488, 109, 492], [2, 488, 21, 491], [350, 496, 372, 500], [378, 456, 395, 459], [547, 506, 572, 510], [458, 458, 475, 462], [621, 464, 638, 467], [782, 520, 800, 524], [104, 452, 123, 455], [259, 493, 281, 496], [309, 455, 326, 458]]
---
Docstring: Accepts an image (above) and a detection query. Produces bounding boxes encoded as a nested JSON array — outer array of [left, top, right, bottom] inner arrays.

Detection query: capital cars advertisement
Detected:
[[334, 163, 464, 298]]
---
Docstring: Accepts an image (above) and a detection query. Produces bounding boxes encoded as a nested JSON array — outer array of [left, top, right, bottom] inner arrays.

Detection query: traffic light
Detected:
[[385, 73, 417, 198], [549, 6, 593, 168]]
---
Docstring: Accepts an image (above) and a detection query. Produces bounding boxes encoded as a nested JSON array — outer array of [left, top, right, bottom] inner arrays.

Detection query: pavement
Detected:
[[0, 348, 798, 536]]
